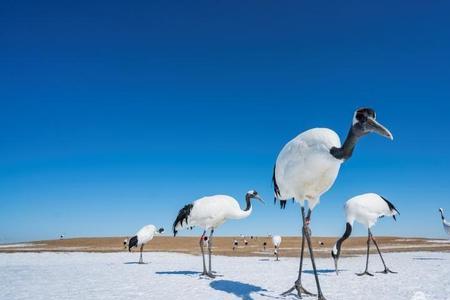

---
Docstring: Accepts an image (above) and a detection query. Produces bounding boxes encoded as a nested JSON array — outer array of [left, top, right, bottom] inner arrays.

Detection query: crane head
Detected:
[[246, 190, 264, 204], [352, 107, 393, 140]]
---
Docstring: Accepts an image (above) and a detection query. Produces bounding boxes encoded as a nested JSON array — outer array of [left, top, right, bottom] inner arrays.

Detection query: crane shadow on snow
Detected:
[[209, 280, 271, 300], [156, 270, 201, 276], [123, 262, 149, 265], [303, 269, 345, 275]]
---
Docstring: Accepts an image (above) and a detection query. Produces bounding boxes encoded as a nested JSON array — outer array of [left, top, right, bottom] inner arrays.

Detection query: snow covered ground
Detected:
[[0, 251, 449, 300]]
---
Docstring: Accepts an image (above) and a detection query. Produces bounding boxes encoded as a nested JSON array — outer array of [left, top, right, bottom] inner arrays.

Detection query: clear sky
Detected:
[[1, 1, 450, 243]]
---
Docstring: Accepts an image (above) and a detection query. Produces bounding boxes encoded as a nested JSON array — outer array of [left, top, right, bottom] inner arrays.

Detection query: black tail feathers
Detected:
[[128, 235, 138, 252], [173, 203, 193, 236]]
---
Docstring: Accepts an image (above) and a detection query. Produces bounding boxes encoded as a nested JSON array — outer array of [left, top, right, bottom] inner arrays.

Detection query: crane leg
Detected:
[[199, 230, 215, 278], [282, 206, 316, 298], [357, 230, 374, 276], [371, 232, 396, 274], [207, 228, 222, 277], [303, 210, 326, 300], [139, 245, 144, 264], [200, 230, 211, 277]]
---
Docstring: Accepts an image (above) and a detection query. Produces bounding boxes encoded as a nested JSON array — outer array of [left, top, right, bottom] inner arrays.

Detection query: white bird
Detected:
[[272, 235, 282, 261], [173, 190, 263, 278], [233, 239, 238, 251], [123, 238, 128, 250], [128, 224, 164, 264], [332, 193, 399, 276], [273, 108, 393, 299], [439, 208, 450, 238]]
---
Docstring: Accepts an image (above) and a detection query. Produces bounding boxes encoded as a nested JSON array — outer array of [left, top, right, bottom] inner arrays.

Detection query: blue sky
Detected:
[[1, 1, 450, 242]]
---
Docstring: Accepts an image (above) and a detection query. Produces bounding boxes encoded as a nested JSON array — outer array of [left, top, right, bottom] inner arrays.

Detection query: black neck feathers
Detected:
[[330, 127, 361, 160], [336, 223, 352, 255], [244, 194, 252, 211]]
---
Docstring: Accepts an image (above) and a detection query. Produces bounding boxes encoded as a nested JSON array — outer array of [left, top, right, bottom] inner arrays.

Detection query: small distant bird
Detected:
[[128, 225, 164, 264], [274, 108, 393, 299], [318, 241, 325, 246], [244, 239, 248, 246], [203, 236, 209, 247], [59, 234, 64, 240], [123, 238, 128, 249], [332, 193, 399, 276], [263, 241, 267, 251], [272, 235, 282, 261], [439, 208, 450, 238], [233, 240, 238, 251], [173, 190, 263, 278]]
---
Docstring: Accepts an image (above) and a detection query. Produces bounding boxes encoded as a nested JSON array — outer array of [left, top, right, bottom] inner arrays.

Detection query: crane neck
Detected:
[[441, 210, 445, 221], [244, 194, 252, 211], [228, 197, 252, 220], [330, 127, 361, 160], [335, 222, 352, 256]]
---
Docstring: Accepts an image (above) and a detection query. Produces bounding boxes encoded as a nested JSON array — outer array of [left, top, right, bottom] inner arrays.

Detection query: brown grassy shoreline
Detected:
[[1, 236, 449, 258]]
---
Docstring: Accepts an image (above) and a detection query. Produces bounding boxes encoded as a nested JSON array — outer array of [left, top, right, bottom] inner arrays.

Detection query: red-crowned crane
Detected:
[[332, 193, 399, 276], [128, 224, 164, 264], [173, 190, 263, 278], [273, 108, 393, 299], [439, 208, 450, 238], [272, 235, 282, 261]]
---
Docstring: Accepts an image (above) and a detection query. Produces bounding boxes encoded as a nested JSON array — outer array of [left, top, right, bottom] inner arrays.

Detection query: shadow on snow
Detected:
[[303, 268, 344, 275], [210, 280, 268, 300], [156, 270, 201, 276]]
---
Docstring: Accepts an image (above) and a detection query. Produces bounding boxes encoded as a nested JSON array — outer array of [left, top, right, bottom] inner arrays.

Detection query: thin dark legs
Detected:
[[200, 229, 216, 278], [282, 206, 324, 299], [200, 230, 212, 277], [304, 209, 326, 300], [357, 229, 374, 276], [208, 229, 215, 275], [357, 229, 396, 276], [371, 233, 397, 274], [139, 245, 144, 264]]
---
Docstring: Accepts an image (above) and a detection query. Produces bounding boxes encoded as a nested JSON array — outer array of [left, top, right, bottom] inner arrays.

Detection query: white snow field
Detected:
[[0, 251, 449, 300]]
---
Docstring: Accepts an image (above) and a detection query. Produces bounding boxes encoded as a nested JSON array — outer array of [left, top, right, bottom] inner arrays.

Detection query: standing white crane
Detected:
[[439, 208, 450, 238], [173, 190, 263, 278], [332, 193, 399, 276], [272, 235, 282, 261], [273, 108, 393, 299], [128, 225, 164, 264]]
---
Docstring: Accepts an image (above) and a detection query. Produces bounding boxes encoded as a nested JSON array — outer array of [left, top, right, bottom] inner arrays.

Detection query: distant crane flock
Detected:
[[121, 107, 437, 300]]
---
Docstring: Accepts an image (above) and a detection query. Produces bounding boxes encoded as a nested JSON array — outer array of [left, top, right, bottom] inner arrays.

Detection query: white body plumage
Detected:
[[275, 128, 342, 209], [345, 193, 399, 229], [134, 225, 161, 247], [174, 195, 253, 232], [272, 235, 282, 248]]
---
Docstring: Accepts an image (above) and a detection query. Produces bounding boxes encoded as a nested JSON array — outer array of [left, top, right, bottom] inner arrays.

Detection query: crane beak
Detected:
[[367, 117, 394, 140], [334, 258, 339, 275], [254, 195, 265, 204]]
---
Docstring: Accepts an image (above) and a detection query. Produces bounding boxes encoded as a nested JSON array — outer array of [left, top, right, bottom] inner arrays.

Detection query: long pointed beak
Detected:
[[254, 195, 265, 204], [334, 258, 339, 275], [367, 117, 394, 140]]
